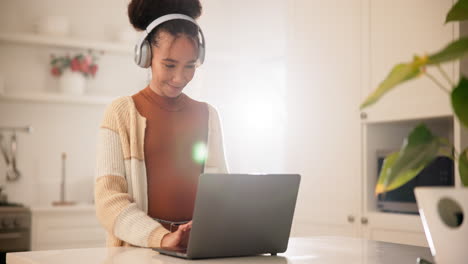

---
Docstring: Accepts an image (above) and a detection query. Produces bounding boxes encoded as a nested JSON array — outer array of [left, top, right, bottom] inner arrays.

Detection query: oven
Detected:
[[0, 205, 31, 264]]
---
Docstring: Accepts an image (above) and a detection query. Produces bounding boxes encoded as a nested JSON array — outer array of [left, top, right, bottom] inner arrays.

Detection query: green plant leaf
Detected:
[[360, 61, 422, 109], [375, 152, 427, 194], [428, 37, 468, 65], [375, 124, 441, 194], [451, 77, 468, 128], [375, 151, 398, 194], [460, 148, 468, 187], [437, 137, 455, 160], [446, 0, 468, 23]]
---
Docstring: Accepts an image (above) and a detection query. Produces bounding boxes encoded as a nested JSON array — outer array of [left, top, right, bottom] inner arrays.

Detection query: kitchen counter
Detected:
[[7, 237, 433, 264], [30, 204, 105, 251]]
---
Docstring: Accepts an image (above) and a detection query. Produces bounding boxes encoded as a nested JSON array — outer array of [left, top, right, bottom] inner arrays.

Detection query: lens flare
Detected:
[[192, 141, 207, 164]]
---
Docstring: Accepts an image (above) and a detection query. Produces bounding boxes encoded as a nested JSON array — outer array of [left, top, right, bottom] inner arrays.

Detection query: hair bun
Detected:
[[128, 0, 202, 31]]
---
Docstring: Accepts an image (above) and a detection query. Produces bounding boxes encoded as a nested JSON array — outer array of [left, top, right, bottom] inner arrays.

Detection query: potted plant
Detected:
[[50, 52, 98, 95], [360, 1, 468, 263]]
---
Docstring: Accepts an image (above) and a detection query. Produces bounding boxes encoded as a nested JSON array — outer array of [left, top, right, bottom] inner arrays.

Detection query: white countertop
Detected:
[[7, 237, 433, 264]]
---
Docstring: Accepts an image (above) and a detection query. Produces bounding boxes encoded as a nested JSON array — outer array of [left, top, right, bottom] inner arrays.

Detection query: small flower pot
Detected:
[[59, 70, 86, 95], [415, 187, 468, 264]]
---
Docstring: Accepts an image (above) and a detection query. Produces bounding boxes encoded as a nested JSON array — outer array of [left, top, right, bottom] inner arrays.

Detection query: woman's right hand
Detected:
[[160, 221, 192, 248]]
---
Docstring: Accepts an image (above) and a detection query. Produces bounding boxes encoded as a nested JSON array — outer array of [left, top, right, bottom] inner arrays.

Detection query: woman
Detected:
[[95, 0, 228, 249]]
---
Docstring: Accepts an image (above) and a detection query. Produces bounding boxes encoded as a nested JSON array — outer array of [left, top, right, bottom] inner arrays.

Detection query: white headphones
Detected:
[[134, 13, 206, 68]]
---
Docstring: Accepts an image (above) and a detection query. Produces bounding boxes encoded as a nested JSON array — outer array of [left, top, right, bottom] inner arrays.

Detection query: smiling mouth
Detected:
[[168, 83, 184, 89]]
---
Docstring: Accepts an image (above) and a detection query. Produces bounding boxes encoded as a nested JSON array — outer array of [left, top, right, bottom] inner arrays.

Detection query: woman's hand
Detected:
[[160, 221, 192, 248]]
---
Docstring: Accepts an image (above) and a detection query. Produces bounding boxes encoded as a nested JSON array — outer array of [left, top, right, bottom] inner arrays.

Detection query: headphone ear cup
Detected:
[[140, 40, 152, 68], [198, 43, 205, 65]]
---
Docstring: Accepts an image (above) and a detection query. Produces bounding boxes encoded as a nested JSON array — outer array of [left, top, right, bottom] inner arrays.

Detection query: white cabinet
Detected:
[[361, 0, 455, 123], [288, 0, 463, 247], [31, 205, 106, 251], [360, 117, 457, 247], [358, 0, 466, 247], [286, 0, 362, 238], [361, 212, 428, 246], [360, 117, 468, 246]]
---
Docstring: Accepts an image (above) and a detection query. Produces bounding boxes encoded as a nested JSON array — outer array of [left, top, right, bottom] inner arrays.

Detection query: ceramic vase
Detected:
[[415, 187, 468, 264], [59, 70, 86, 95]]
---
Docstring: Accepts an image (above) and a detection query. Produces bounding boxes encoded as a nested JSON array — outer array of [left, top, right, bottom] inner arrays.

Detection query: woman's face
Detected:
[[150, 31, 198, 98]]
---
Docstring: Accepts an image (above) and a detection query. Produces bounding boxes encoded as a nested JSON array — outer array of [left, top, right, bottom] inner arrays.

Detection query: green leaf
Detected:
[[360, 61, 422, 109], [446, 0, 468, 23], [375, 124, 441, 194], [460, 148, 468, 187], [376, 152, 427, 194], [428, 37, 468, 65], [451, 77, 468, 128], [375, 151, 397, 194]]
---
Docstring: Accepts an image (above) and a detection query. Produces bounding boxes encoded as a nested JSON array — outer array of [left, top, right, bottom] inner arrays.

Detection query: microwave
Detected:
[[376, 151, 454, 214]]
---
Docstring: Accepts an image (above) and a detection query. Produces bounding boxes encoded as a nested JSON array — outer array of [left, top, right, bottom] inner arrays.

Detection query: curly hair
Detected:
[[128, 0, 202, 46]]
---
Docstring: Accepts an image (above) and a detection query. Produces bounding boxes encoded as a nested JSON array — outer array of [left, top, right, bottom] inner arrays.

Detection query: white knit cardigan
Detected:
[[94, 96, 228, 248]]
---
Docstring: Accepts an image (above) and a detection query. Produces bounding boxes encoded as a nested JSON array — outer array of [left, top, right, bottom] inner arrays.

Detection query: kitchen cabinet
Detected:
[[286, 0, 362, 239], [288, 0, 463, 247], [360, 0, 455, 123], [360, 117, 456, 247], [359, 0, 466, 247], [31, 205, 106, 250]]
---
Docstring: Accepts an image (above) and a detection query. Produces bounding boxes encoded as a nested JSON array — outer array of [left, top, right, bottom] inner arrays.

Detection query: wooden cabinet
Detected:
[[31, 205, 106, 250]]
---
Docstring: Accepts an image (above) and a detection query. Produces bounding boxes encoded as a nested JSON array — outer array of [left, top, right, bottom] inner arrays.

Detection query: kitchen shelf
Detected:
[[0, 91, 116, 105], [0, 32, 133, 54]]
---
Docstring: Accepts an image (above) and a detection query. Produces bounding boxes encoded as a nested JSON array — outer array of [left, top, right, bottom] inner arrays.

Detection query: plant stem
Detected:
[[436, 64, 455, 87], [425, 72, 451, 95]]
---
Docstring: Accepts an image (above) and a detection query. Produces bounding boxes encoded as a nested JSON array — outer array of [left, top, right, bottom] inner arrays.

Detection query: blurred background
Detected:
[[0, 0, 460, 253]]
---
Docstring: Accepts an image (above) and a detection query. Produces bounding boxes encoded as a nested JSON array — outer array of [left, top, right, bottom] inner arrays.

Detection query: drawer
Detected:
[[31, 207, 106, 250]]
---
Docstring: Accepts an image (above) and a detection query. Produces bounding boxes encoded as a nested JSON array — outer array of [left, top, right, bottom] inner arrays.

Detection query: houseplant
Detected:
[[50, 53, 98, 95], [360, 1, 468, 263]]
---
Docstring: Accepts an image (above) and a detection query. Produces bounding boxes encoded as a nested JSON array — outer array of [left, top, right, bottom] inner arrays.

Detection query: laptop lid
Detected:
[[185, 173, 301, 259]]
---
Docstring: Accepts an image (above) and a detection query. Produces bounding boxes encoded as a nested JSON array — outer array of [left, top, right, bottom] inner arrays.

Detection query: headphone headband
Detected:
[[145, 14, 198, 34], [134, 13, 206, 68]]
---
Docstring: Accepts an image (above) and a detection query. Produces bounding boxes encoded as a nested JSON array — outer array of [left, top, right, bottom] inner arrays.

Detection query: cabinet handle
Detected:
[[360, 112, 367, 120], [361, 217, 368, 225], [347, 215, 355, 223]]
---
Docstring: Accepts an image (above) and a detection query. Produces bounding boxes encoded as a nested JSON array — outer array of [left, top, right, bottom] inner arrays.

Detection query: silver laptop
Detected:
[[153, 173, 301, 259]]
